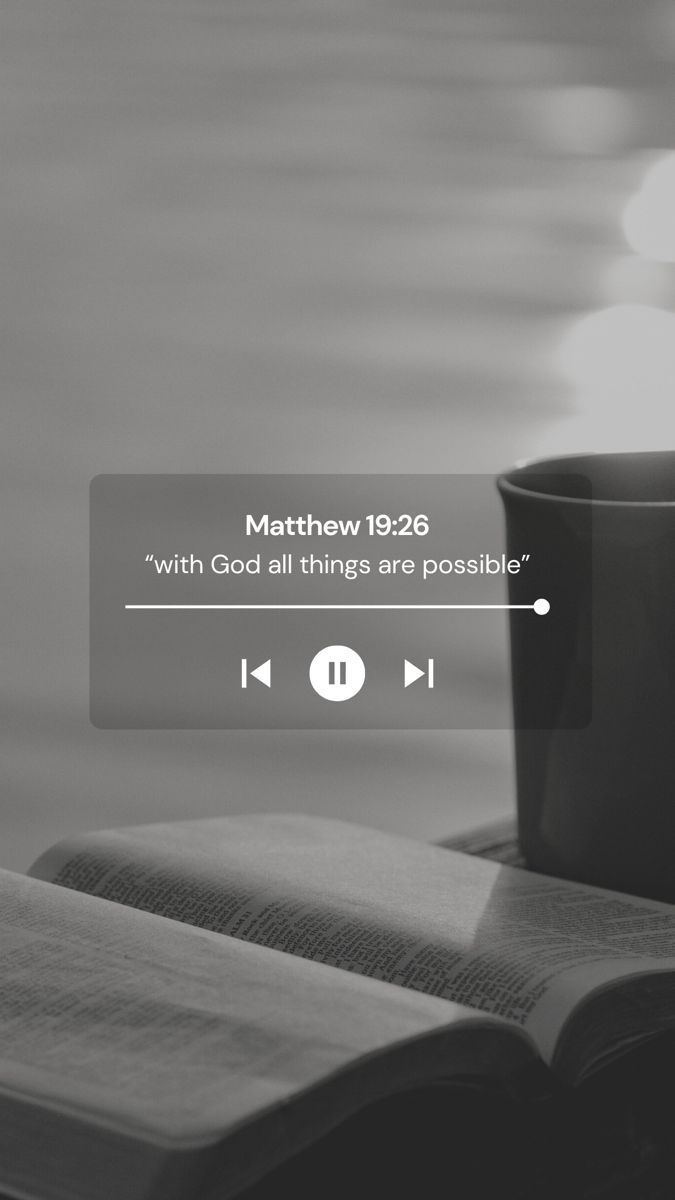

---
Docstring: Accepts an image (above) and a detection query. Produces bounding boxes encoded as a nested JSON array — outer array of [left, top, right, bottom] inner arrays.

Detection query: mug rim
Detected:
[[498, 449, 675, 508]]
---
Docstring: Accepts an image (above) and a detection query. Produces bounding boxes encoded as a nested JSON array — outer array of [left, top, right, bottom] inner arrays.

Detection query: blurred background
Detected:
[[3, 0, 675, 870]]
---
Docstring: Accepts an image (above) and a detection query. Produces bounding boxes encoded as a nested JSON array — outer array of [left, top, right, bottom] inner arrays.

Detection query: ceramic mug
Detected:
[[498, 450, 675, 901]]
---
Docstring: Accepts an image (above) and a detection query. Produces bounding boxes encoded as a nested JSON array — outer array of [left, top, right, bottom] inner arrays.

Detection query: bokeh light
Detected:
[[622, 153, 675, 261], [559, 304, 675, 401], [601, 255, 673, 309], [552, 304, 675, 452]]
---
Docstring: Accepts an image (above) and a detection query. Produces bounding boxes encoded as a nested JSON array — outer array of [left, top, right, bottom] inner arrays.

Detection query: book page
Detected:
[[0, 867, 529, 1199], [31, 815, 675, 1067]]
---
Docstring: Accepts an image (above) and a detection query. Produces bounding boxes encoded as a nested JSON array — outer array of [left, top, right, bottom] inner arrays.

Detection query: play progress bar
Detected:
[[125, 600, 550, 613]]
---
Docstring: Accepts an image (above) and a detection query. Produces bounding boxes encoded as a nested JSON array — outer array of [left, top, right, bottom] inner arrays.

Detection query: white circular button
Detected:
[[309, 645, 365, 701]]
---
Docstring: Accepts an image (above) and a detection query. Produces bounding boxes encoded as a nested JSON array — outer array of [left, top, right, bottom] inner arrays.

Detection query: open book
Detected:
[[4, 814, 675, 1200]]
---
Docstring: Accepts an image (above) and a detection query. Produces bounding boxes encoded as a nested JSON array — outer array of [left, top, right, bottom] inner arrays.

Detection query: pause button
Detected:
[[309, 645, 365, 701]]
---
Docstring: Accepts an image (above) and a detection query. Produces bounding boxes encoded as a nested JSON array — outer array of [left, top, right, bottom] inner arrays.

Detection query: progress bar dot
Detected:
[[534, 598, 550, 616]]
